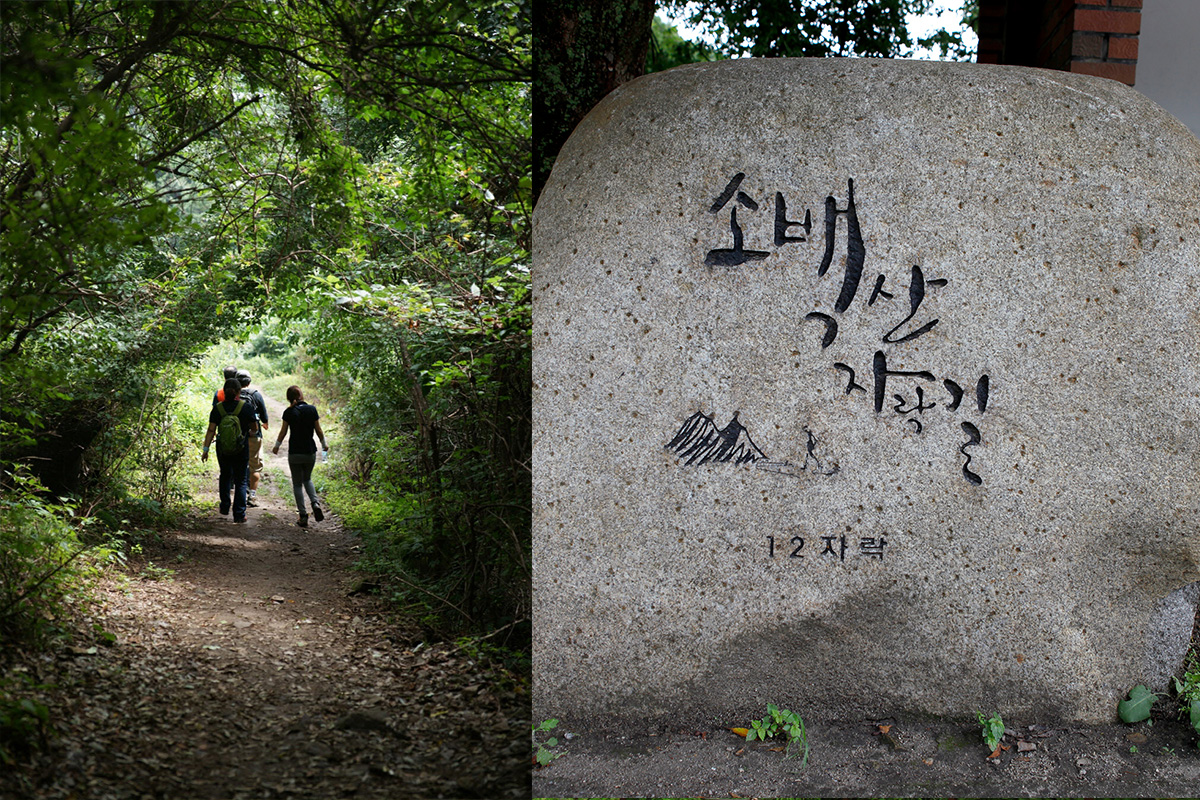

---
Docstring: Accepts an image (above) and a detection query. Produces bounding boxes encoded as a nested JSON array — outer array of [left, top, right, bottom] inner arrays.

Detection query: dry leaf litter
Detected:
[[2, 449, 528, 800]]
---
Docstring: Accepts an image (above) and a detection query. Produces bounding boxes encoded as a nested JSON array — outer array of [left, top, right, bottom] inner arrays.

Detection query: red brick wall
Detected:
[[975, 0, 1007, 65], [976, 0, 1141, 86]]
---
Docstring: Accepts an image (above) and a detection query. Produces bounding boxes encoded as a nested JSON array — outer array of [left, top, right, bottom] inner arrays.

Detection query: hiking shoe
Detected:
[[246, 498, 258, 508], [312, 504, 324, 522], [234, 517, 246, 524], [297, 515, 308, 528]]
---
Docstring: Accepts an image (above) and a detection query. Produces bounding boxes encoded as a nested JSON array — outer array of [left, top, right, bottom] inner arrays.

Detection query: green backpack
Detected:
[[215, 401, 246, 455]]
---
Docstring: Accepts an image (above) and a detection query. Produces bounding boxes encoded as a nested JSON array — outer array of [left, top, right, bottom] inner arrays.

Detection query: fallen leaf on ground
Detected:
[[730, 727, 748, 737]]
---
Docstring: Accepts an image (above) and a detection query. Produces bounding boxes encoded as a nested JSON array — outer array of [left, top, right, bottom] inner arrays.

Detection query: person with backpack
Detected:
[[271, 385, 328, 528], [201, 378, 260, 523], [212, 365, 238, 404], [236, 369, 269, 507]]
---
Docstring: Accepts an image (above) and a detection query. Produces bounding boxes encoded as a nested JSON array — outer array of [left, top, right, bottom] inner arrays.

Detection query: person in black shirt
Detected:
[[201, 378, 260, 523], [271, 385, 329, 527]]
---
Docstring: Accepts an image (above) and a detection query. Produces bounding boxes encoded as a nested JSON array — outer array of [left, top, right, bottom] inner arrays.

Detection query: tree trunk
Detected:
[[395, 330, 440, 486], [533, 0, 657, 204]]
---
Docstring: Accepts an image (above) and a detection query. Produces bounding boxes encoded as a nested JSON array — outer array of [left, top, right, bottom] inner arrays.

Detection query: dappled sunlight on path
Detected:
[[2, 396, 529, 799]]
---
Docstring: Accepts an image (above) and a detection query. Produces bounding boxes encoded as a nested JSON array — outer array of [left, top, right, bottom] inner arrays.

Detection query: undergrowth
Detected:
[[1174, 647, 1200, 745], [319, 381, 529, 651], [0, 472, 119, 650], [0, 673, 54, 768], [331, 487, 528, 651], [0, 471, 118, 771]]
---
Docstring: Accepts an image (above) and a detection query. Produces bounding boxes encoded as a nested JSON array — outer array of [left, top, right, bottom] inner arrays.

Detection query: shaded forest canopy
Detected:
[[1, 0, 531, 647]]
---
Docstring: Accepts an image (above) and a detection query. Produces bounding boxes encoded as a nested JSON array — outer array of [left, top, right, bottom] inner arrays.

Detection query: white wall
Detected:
[[1134, 0, 1200, 138]]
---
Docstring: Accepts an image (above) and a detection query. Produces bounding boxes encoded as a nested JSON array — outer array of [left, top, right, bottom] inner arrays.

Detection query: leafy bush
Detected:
[[1175, 649, 1200, 703], [73, 360, 213, 536], [1174, 649, 1200, 745], [0, 474, 94, 647], [0, 673, 53, 767], [326, 481, 423, 535], [308, 272, 532, 642], [118, 397, 209, 516], [244, 325, 301, 373], [325, 459, 528, 638]]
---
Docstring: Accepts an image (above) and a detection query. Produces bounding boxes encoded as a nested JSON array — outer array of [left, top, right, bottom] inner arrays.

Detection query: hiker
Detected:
[[201, 378, 260, 523], [212, 365, 238, 405], [236, 369, 269, 507], [271, 385, 329, 528]]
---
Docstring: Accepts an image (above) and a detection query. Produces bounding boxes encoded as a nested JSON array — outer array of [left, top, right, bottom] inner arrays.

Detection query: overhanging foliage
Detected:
[[1, 0, 530, 643]]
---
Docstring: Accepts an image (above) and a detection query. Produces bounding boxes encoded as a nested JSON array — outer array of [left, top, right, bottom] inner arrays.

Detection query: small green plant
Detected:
[[137, 561, 174, 581], [745, 703, 809, 765], [532, 718, 563, 766], [1177, 650, 1200, 700], [976, 710, 1004, 752], [1173, 648, 1200, 746]]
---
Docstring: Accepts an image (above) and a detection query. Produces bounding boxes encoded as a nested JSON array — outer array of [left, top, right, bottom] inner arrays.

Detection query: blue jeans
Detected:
[[288, 452, 318, 516], [217, 451, 249, 520]]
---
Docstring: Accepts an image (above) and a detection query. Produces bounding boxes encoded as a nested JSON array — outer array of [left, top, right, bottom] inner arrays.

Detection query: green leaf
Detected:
[[533, 718, 558, 734], [977, 710, 1004, 750], [1189, 700, 1200, 738], [1118, 685, 1157, 723]]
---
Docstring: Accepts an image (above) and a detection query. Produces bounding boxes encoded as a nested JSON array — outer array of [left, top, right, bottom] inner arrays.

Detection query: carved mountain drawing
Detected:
[[666, 411, 766, 466]]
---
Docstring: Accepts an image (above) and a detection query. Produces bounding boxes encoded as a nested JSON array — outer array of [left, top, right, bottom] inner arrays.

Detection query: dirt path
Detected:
[[3, 396, 529, 799]]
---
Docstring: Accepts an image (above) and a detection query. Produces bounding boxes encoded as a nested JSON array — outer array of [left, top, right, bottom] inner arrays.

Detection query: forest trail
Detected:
[[3, 393, 528, 800]]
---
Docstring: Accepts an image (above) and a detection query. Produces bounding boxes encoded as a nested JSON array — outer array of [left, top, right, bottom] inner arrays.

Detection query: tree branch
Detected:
[[137, 95, 262, 168]]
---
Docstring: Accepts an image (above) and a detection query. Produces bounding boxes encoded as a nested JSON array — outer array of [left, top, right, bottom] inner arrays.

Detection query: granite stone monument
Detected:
[[533, 58, 1200, 724]]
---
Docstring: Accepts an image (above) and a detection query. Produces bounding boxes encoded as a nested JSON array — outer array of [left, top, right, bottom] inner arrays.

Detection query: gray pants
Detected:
[[288, 452, 319, 516]]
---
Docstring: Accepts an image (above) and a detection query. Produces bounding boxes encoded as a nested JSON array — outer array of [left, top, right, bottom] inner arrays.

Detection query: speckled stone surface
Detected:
[[533, 58, 1200, 725]]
